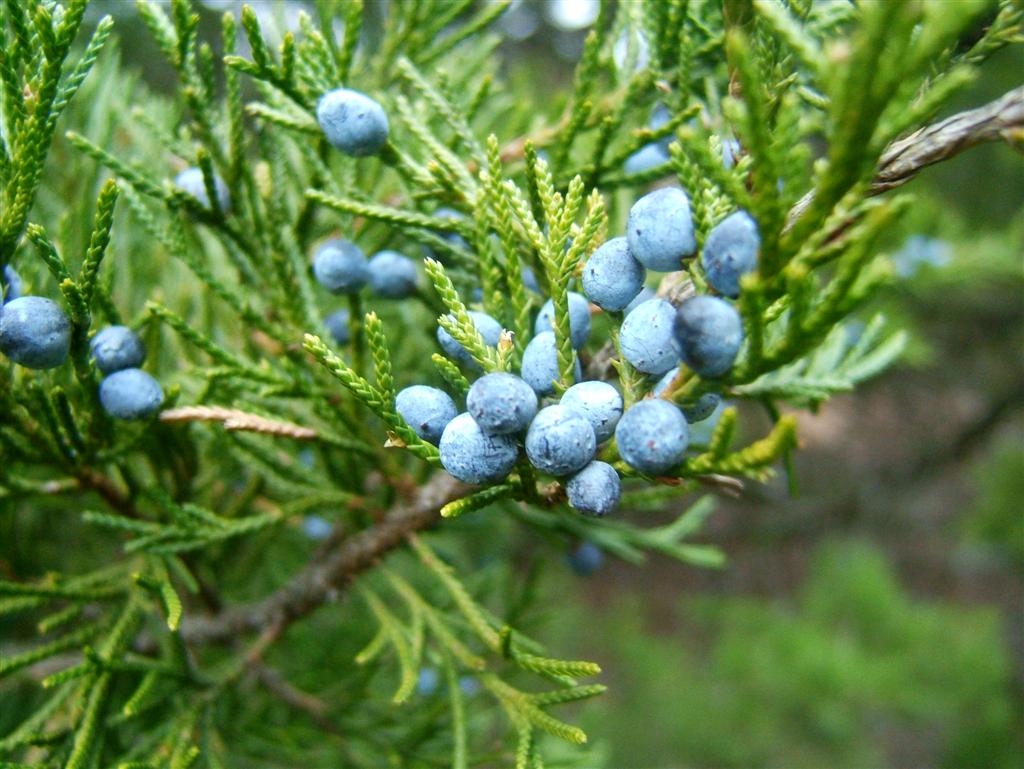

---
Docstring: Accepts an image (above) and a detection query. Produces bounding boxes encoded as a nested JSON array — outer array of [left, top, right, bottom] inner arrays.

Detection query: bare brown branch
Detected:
[[180, 473, 467, 645], [786, 86, 1024, 229], [160, 406, 318, 441]]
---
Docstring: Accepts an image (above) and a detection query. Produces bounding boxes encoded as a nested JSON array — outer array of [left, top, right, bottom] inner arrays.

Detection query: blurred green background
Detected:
[[25, 3, 1024, 767]]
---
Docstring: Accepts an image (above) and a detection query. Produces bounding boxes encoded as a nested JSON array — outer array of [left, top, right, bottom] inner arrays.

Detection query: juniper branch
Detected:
[[179, 474, 467, 645], [786, 86, 1024, 229]]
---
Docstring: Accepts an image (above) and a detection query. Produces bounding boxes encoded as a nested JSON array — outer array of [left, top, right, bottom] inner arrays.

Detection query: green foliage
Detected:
[[0, 0, 1020, 767], [567, 541, 1020, 769], [963, 438, 1024, 566]]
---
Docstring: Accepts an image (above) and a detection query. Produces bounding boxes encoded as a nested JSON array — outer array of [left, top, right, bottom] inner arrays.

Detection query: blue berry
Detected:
[[619, 298, 679, 375], [649, 103, 674, 153], [316, 88, 389, 156], [2, 265, 23, 303], [560, 380, 622, 443], [524, 404, 596, 476], [99, 368, 164, 420], [313, 239, 368, 294], [367, 250, 418, 298], [624, 286, 656, 316], [0, 296, 70, 369], [566, 542, 604, 576], [672, 295, 743, 378], [651, 366, 721, 423], [683, 392, 721, 423], [89, 326, 146, 374], [324, 309, 350, 346], [520, 331, 581, 396], [417, 668, 440, 696], [702, 211, 760, 297], [301, 515, 332, 541], [458, 676, 481, 695], [626, 187, 696, 271], [582, 237, 646, 311], [721, 138, 740, 170], [616, 399, 688, 475], [174, 167, 230, 213], [650, 103, 670, 131], [436, 310, 502, 370], [467, 373, 538, 435], [894, 235, 952, 278], [395, 385, 457, 445], [439, 412, 519, 484], [534, 292, 591, 349], [432, 207, 470, 251], [521, 266, 541, 294], [624, 143, 670, 175], [566, 460, 621, 516]]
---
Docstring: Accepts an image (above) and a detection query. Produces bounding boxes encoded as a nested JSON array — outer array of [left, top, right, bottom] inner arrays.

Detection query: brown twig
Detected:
[[77, 468, 140, 519], [180, 473, 467, 645], [252, 663, 343, 735], [785, 86, 1024, 230], [159, 406, 318, 441], [697, 473, 745, 498]]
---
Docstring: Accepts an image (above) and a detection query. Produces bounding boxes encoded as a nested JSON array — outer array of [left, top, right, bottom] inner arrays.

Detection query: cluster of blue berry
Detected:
[[309, 87, 763, 519], [313, 239, 419, 346], [421, 194, 755, 513], [0, 271, 162, 419], [624, 104, 739, 175], [311, 87, 418, 344], [90, 326, 163, 419]]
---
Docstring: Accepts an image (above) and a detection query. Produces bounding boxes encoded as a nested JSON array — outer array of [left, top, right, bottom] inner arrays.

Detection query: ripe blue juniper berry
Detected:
[[316, 88, 389, 156], [466, 373, 538, 436], [616, 399, 690, 475], [89, 325, 146, 374], [521, 266, 541, 294], [614, 399, 688, 479], [534, 292, 592, 349], [301, 515, 333, 541], [720, 137, 741, 170], [98, 368, 164, 420], [324, 309, 351, 346], [395, 385, 457, 445], [649, 102, 672, 151], [624, 142, 670, 175], [438, 412, 519, 484], [626, 187, 696, 271], [524, 405, 597, 477], [582, 237, 646, 311], [431, 207, 471, 251], [367, 250, 418, 298], [313, 239, 369, 294], [702, 210, 761, 297], [654, 367, 722, 423], [624, 285, 656, 316], [0, 296, 71, 370], [672, 295, 744, 378], [520, 331, 582, 396], [416, 668, 440, 697], [619, 297, 680, 375], [2, 264, 23, 302], [566, 460, 621, 517], [560, 381, 623, 443], [173, 167, 230, 213], [566, 541, 604, 576], [436, 310, 502, 370]]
